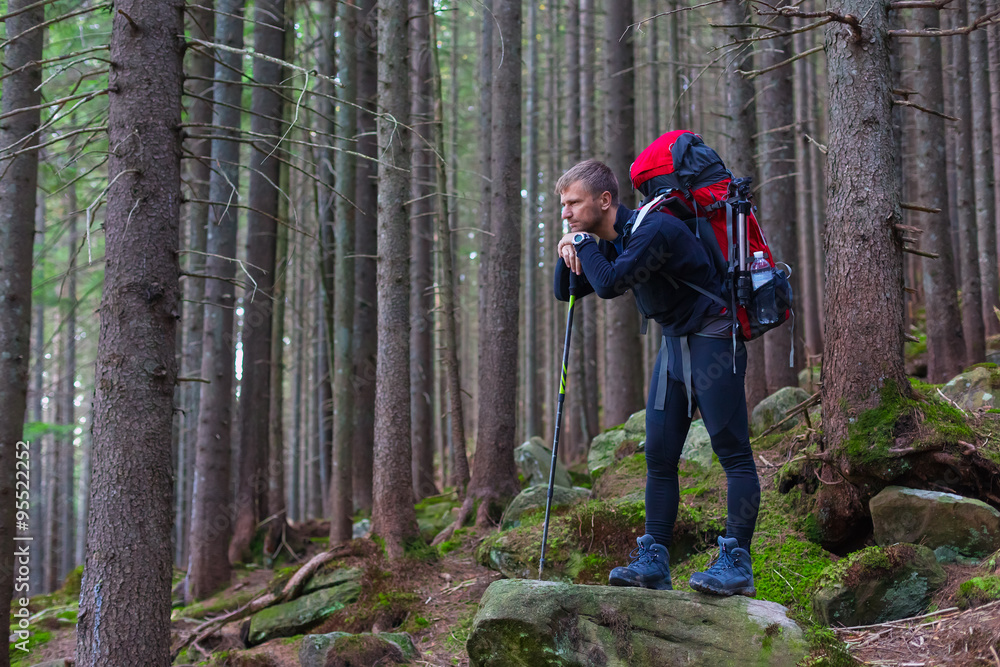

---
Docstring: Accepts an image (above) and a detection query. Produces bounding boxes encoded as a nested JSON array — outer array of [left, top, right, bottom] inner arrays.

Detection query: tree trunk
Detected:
[[468, 0, 523, 524], [229, 0, 286, 565], [603, 0, 644, 427], [331, 0, 358, 541], [58, 212, 78, 580], [186, 0, 244, 601], [316, 293, 332, 518], [523, 0, 541, 441], [756, 14, 799, 389], [794, 28, 821, 361], [970, 0, 1000, 336], [409, 0, 437, 501], [580, 0, 600, 437], [290, 257, 305, 521], [177, 0, 214, 568], [544, 0, 562, 444], [819, 0, 908, 547], [76, 0, 182, 661], [912, 8, 965, 382], [29, 201, 45, 595], [372, 0, 420, 557], [0, 0, 42, 657], [352, 0, 378, 513]]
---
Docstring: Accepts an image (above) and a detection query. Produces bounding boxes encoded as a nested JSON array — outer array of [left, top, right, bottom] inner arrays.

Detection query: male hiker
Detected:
[[552, 159, 760, 597]]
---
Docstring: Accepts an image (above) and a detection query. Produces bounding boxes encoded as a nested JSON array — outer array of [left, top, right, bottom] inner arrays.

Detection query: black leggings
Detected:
[[643, 335, 760, 548]]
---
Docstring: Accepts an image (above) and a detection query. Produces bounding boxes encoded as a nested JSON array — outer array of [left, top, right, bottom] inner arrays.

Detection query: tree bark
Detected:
[[911, 8, 965, 383], [820, 0, 908, 544], [29, 201, 45, 595], [544, 0, 562, 444], [756, 14, 799, 389], [57, 212, 78, 580], [794, 28, 821, 361], [372, 0, 420, 557], [970, 0, 1000, 336], [580, 0, 600, 437], [0, 0, 42, 657], [409, 0, 437, 501], [352, 0, 378, 513], [331, 0, 358, 541], [468, 0, 523, 524], [603, 0, 644, 427], [523, 0, 541, 441], [76, 0, 182, 660], [229, 0, 286, 565], [186, 0, 244, 601]]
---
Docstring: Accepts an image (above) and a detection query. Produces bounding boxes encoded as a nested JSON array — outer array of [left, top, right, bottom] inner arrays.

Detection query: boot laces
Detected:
[[704, 544, 736, 575], [628, 544, 658, 567]]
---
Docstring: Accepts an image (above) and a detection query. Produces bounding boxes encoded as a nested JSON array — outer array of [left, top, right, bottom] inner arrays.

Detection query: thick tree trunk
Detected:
[[58, 213, 78, 580], [352, 0, 378, 512], [580, 0, 600, 437], [468, 0, 523, 524], [971, 0, 1000, 336], [76, 0, 182, 661], [523, 0, 541, 441], [229, 0, 286, 565], [820, 0, 908, 546], [950, 4, 986, 366], [372, 0, 420, 557], [912, 8, 965, 382], [603, 0, 644, 427], [794, 29, 821, 361], [331, 0, 358, 541], [756, 14, 799, 389], [186, 0, 244, 601], [0, 0, 42, 657], [409, 0, 437, 500]]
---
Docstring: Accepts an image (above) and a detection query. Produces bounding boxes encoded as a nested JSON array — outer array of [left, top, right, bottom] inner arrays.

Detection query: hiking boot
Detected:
[[608, 534, 673, 590], [689, 536, 756, 597]]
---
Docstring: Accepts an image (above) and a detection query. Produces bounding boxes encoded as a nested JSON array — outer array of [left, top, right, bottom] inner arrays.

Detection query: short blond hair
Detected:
[[555, 160, 619, 207]]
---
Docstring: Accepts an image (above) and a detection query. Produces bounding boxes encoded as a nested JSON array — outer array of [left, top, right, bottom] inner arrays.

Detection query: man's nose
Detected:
[[561, 207, 570, 219]]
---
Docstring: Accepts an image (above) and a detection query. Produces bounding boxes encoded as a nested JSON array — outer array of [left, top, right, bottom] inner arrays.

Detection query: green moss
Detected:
[[174, 587, 259, 620], [444, 603, 478, 653], [802, 625, 859, 667], [955, 575, 1000, 609], [9, 629, 52, 667]]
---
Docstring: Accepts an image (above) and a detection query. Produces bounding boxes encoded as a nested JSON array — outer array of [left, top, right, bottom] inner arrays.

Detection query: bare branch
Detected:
[[738, 45, 824, 80], [894, 99, 958, 121], [889, 7, 1000, 35]]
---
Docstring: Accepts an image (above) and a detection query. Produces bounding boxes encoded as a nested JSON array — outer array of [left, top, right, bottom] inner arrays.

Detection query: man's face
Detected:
[[560, 181, 607, 233]]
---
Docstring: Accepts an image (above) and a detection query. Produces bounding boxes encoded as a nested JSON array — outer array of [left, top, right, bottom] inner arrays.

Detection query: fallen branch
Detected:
[[751, 391, 821, 442]]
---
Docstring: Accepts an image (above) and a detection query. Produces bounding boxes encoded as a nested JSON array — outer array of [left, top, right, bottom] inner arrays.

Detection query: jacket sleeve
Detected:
[[553, 257, 595, 302]]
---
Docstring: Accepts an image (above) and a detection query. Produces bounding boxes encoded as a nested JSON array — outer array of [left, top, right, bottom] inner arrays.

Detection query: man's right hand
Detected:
[[558, 233, 583, 275]]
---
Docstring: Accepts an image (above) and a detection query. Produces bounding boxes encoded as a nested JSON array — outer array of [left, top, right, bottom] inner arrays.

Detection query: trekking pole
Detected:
[[539, 272, 578, 580], [733, 177, 754, 307]]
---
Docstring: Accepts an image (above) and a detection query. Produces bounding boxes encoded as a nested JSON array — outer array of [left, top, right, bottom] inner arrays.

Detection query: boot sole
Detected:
[[689, 580, 756, 597], [609, 575, 673, 591]]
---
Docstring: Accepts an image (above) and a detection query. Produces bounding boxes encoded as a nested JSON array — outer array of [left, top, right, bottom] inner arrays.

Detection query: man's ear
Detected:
[[600, 191, 613, 210]]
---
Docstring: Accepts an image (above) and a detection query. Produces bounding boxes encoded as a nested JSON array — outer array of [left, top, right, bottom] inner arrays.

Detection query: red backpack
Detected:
[[628, 130, 793, 344]]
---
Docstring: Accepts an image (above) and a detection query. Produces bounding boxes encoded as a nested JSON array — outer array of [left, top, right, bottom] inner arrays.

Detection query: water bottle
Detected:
[[750, 251, 778, 324]]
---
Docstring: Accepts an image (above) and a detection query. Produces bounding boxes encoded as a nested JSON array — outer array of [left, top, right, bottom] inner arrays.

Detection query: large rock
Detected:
[[940, 365, 1000, 411], [302, 566, 362, 596], [811, 544, 946, 627], [798, 367, 820, 393], [750, 387, 810, 435], [587, 410, 646, 478], [681, 419, 713, 469], [501, 485, 590, 530], [467, 579, 806, 667], [246, 572, 362, 645], [870, 486, 1000, 558], [299, 631, 419, 667], [516, 437, 572, 488]]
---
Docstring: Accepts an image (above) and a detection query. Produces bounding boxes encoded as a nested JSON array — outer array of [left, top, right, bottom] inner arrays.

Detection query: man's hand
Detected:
[[558, 233, 583, 275]]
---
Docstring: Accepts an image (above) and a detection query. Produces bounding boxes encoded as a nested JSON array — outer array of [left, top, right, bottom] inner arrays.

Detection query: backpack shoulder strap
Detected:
[[629, 194, 666, 237], [678, 278, 729, 310]]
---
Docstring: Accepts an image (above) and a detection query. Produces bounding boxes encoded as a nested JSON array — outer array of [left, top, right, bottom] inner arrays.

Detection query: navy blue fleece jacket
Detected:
[[553, 204, 725, 337]]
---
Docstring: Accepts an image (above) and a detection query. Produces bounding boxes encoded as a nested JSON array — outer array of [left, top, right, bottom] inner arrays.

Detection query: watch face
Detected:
[[574, 233, 587, 244]]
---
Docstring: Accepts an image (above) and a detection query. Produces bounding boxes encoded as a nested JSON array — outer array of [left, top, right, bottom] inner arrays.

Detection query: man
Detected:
[[553, 159, 760, 597]]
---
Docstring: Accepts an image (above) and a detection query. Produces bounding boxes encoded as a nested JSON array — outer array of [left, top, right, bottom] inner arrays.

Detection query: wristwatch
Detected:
[[572, 232, 592, 247]]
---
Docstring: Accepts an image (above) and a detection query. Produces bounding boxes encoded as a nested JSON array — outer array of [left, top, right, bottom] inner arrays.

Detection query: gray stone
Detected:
[[247, 576, 362, 645], [622, 410, 647, 437], [516, 437, 572, 488], [940, 366, 1000, 411], [587, 422, 646, 480], [352, 518, 370, 539], [467, 579, 806, 667], [501, 485, 590, 530], [680, 419, 713, 468], [302, 566, 363, 596], [870, 486, 1000, 558], [798, 367, 821, 393], [750, 386, 810, 435], [811, 544, 946, 627], [299, 631, 419, 667]]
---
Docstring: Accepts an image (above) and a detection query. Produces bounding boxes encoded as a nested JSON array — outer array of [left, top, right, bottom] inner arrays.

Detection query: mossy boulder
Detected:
[[940, 366, 1000, 411], [587, 411, 647, 479], [516, 437, 573, 488], [302, 567, 363, 596], [954, 575, 1000, 609], [680, 419, 714, 469], [798, 366, 821, 393], [811, 543, 946, 626], [501, 485, 590, 530], [751, 387, 810, 435], [870, 486, 1000, 558], [467, 579, 806, 667], [246, 572, 362, 645], [414, 492, 459, 541], [298, 631, 419, 666]]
